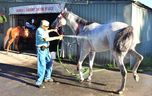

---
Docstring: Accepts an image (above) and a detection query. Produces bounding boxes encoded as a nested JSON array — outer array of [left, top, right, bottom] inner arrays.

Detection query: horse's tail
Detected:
[[113, 26, 133, 54], [3, 27, 12, 50]]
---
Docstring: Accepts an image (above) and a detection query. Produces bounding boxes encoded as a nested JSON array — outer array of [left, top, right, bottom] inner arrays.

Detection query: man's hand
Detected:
[[53, 29, 58, 32], [50, 28, 58, 32], [43, 38, 47, 42], [58, 35, 63, 40]]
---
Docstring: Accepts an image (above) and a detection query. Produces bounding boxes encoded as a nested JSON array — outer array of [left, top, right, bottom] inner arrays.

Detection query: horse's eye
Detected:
[[58, 16, 62, 19]]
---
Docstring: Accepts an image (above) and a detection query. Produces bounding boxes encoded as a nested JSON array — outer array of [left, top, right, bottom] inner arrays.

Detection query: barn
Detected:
[[0, 0, 152, 65]]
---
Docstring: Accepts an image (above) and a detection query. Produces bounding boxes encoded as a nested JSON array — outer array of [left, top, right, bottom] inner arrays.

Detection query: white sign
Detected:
[[9, 4, 65, 15]]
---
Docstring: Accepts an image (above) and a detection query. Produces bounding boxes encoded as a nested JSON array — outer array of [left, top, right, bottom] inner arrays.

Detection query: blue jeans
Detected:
[[36, 47, 53, 85]]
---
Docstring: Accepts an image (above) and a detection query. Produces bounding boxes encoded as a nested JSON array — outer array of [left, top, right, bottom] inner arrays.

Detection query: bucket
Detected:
[[50, 52, 56, 59]]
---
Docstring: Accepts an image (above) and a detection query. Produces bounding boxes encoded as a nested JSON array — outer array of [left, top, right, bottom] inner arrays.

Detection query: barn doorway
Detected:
[[14, 13, 61, 53]]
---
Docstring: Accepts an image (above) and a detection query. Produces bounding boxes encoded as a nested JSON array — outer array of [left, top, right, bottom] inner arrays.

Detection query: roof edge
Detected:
[[132, 0, 152, 10]]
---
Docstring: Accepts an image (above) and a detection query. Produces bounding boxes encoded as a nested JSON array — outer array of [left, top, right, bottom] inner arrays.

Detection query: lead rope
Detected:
[[55, 28, 78, 77], [56, 43, 78, 76], [56, 39, 90, 79]]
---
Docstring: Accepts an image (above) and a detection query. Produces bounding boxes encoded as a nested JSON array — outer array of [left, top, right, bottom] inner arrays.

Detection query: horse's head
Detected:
[[52, 8, 90, 34], [23, 26, 29, 37], [52, 8, 68, 28]]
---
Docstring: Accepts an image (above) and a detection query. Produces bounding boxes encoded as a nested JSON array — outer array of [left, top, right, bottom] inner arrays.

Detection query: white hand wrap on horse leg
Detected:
[[78, 61, 84, 82]]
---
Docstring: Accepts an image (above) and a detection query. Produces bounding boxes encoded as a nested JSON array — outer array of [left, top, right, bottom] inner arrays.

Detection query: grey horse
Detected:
[[53, 8, 143, 94]]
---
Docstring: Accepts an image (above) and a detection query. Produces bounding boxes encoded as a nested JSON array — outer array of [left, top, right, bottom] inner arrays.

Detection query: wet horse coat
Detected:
[[54, 9, 143, 94]]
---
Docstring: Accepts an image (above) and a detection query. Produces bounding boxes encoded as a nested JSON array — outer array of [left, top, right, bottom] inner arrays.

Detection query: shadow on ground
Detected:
[[0, 63, 37, 87], [0, 62, 117, 94]]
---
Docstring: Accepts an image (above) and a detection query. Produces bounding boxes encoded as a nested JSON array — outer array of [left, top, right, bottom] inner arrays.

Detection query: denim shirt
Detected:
[[36, 27, 49, 47]]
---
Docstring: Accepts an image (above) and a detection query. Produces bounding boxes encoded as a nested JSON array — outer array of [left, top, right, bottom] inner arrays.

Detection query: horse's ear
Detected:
[[64, 8, 67, 11], [22, 26, 28, 29], [61, 8, 67, 14]]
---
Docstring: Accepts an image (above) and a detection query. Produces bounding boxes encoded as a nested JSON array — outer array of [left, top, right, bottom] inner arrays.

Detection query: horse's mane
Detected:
[[76, 17, 93, 25], [15, 26, 25, 31], [64, 11, 93, 26]]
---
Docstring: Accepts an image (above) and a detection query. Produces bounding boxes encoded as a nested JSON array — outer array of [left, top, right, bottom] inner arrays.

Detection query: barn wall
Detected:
[[132, 3, 152, 57]]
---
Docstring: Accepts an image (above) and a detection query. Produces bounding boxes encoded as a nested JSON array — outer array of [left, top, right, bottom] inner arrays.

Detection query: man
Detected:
[[35, 20, 63, 88]]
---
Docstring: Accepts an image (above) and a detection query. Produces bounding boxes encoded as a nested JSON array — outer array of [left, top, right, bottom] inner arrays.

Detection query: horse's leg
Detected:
[[15, 37, 20, 52], [3, 27, 12, 50], [3, 35, 9, 50], [77, 50, 90, 82], [87, 51, 96, 82], [128, 49, 143, 82], [113, 52, 127, 94], [7, 38, 15, 52]]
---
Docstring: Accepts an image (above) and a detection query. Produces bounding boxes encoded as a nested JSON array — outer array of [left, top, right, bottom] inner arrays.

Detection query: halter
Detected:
[[59, 12, 80, 35]]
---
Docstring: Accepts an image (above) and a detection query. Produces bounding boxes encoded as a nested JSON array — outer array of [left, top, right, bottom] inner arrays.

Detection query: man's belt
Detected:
[[40, 46, 49, 51]]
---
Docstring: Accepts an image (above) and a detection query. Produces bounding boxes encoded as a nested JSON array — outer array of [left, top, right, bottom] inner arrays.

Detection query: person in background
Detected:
[[25, 18, 36, 30], [35, 20, 63, 88]]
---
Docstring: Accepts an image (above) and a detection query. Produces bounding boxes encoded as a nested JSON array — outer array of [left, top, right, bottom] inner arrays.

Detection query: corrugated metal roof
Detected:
[[65, 0, 152, 9]]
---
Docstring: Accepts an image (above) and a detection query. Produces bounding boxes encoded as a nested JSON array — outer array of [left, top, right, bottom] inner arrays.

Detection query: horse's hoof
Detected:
[[134, 74, 139, 82], [6, 51, 9, 54], [79, 78, 84, 83], [6, 52, 8, 54], [116, 89, 124, 95], [118, 91, 123, 95], [79, 80, 83, 83], [18, 51, 21, 54], [86, 78, 91, 82]]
